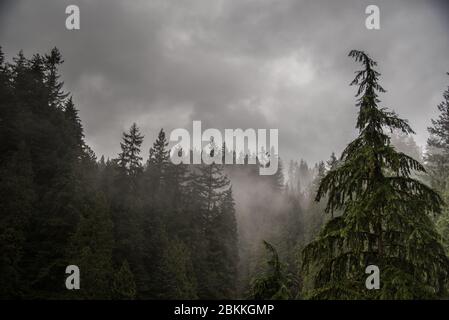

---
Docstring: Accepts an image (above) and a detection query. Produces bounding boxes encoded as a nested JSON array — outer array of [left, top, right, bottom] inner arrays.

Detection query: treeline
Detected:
[[1, 46, 449, 300], [0, 47, 238, 299]]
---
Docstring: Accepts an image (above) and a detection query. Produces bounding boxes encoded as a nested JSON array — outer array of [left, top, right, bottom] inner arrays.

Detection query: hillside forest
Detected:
[[1, 46, 449, 299]]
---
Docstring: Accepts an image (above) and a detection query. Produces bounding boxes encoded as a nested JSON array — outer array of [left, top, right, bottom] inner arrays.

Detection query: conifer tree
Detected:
[[192, 163, 230, 213], [426, 73, 449, 191], [146, 128, 171, 199], [141, 129, 176, 298], [269, 158, 284, 191], [187, 145, 238, 298], [43, 47, 68, 109], [64, 97, 84, 152], [67, 194, 115, 299], [302, 50, 448, 299], [111, 123, 145, 296], [112, 260, 137, 299], [311, 161, 326, 193], [118, 123, 144, 178], [427, 74, 449, 256], [250, 241, 290, 299], [149, 129, 170, 165], [158, 239, 198, 299], [205, 187, 239, 298], [0, 143, 35, 298]]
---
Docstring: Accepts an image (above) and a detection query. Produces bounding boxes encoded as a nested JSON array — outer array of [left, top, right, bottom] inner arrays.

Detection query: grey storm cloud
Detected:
[[0, 0, 448, 164]]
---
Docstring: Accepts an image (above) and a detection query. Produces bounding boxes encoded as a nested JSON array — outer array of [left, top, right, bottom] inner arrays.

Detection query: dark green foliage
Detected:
[[302, 50, 448, 299], [0, 47, 238, 299], [158, 239, 198, 299], [188, 160, 239, 299], [3, 45, 446, 301], [250, 241, 290, 299], [112, 260, 137, 299], [66, 194, 115, 299], [0, 47, 94, 298]]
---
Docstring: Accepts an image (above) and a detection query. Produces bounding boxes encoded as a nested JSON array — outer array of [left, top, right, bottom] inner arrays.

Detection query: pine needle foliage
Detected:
[[302, 50, 448, 300]]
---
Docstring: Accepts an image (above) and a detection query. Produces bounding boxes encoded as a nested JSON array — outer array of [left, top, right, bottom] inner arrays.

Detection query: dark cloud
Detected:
[[1, 0, 448, 163]]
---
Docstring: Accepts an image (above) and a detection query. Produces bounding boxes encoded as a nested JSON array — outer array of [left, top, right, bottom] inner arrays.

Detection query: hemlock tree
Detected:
[[302, 50, 448, 299]]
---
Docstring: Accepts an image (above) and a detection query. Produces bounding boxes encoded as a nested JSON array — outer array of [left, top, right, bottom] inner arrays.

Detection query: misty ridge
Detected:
[[1, 43, 449, 300]]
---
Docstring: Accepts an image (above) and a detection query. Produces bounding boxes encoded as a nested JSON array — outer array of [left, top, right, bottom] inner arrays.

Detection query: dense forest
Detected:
[[1, 46, 449, 299]]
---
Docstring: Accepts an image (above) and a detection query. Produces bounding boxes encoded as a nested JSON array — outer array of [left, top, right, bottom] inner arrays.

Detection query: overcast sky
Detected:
[[1, 0, 448, 164]]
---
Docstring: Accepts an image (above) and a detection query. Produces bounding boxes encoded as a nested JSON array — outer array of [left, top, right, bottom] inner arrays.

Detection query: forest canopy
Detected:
[[0, 46, 448, 300]]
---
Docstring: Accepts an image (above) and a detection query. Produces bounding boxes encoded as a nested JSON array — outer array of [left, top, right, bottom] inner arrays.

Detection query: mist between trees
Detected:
[[1, 46, 449, 299]]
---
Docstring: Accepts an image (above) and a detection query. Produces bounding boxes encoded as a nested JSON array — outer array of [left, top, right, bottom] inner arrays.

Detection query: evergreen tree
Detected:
[[426, 73, 449, 191], [250, 241, 290, 299], [0, 143, 35, 298], [188, 153, 238, 298], [148, 129, 170, 167], [43, 47, 68, 109], [205, 187, 239, 298], [110, 123, 145, 296], [66, 193, 115, 299], [302, 50, 448, 299], [118, 123, 144, 178], [63, 97, 84, 153], [158, 239, 198, 299], [269, 157, 284, 191], [112, 260, 137, 299], [141, 129, 174, 298], [192, 162, 230, 213], [311, 161, 326, 193], [145, 128, 171, 202]]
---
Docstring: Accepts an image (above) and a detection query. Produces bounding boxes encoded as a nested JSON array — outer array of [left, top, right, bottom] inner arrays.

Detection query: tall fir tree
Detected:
[[110, 123, 145, 297], [187, 148, 238, 298], [302, 50, 448, 299]]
